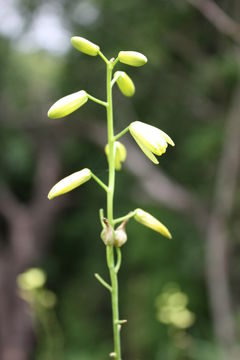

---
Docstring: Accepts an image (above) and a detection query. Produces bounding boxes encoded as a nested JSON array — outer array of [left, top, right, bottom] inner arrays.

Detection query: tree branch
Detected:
[[186, 0, 240, 44]]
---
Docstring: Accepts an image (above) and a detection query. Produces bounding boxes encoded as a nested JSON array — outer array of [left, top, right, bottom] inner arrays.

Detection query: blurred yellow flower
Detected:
[[134, 208, 172, 239], [129, 121, 174, 164], [48, 168, 92, 199], [17, 268, 46, 291]]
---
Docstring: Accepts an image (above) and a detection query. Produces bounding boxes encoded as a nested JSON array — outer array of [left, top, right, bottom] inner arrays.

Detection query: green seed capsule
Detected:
[[48, 90, 88, 119], [71, 36, 100, 56], [101, 219, 115, 246], [114, 71, 135, 97], [118, 51, 148, 67], [114, 220, 128, 247]]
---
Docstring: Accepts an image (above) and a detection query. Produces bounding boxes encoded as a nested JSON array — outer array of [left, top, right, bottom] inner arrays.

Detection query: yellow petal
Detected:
[[118, 51, 148, 67], [71, 36, 100, 56], [48, 90, 88, 119], [134, 208, 172, 239], [48, 168, 91, 199], [133, 136, 159, 164], [129, 121, 174, 157]]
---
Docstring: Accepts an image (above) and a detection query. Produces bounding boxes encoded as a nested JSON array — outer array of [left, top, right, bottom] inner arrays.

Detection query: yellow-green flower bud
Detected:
[[118, 51, 148, 67], [105, 141, 127, 171], [134, 208, 172, 239], [48, 168, 91, 199], [17, 268, 46, 291], [114, 71, 135, 97], [114, 221, 128, 247], [48, 90, 88, 119], [101, 218, 115, 246], [71, 36, 100, 56], [129, 121, 174, 164]]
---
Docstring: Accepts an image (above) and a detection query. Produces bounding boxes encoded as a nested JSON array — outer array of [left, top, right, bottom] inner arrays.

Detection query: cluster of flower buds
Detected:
[[47, 35, 174, 243]]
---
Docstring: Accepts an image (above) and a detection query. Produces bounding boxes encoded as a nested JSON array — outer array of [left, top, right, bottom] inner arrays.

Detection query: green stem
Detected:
[[94, 273, 112, 292], [115, 248, 122, 274], [92, 173, 108, 192], [106, 59, 122, 359], [87, 93, 108, 107], [99, 51, 109, 64], [113, 210, 136, 225], [114, 126, 130, 142]]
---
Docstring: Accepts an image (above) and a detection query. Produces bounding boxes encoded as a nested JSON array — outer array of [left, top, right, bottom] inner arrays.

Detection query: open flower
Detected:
[[134, 208, 172, 239], [129, 121, 174, 164], [105, 141, 127, 170], [48, 168, 92, 199]]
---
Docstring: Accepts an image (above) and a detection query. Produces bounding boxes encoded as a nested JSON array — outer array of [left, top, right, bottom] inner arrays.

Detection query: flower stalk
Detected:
[[105, 58, 122, 359], [47, 35, 175, 359]]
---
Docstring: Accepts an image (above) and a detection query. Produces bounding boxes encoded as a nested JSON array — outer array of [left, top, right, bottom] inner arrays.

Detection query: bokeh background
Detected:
[[0, 0, 240, 359]]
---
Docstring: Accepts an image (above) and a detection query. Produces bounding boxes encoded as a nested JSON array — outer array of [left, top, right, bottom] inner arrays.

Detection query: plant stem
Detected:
[[114, 126, 130, 141], [87, 93, 108, 107], [91, 173, 108, 192], [106, 59, 122, 359]]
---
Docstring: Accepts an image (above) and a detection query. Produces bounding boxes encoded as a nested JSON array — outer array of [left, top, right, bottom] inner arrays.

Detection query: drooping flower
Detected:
[[118, 51, 148, 67], [134, 208, 172, 239], [48, 168, 92, 199], [113, 71, 135, 97], [48, 90, 88, 119], [71, 36, 100, 56], [129, 121, 174, 164], [105, 141, 127, 170]]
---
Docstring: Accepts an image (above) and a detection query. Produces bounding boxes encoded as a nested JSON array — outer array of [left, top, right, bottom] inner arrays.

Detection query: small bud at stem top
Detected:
[[71, 36, 100, 56], [118, 51, 147, 67]]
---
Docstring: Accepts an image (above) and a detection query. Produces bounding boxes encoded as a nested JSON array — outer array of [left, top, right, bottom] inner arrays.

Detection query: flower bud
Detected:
[[129, 121, 174, 164], [48, 90, 88, 119], [105, 141, 127, 171], [118, 51, 148, 67], [114, 221, 128, 247], [48, 168, 91, 199], [71, 36, 100, 56], [134, 208, 172, 239], [17, 268, 46, 291], [114, 71, 135, 97], [101, 218, 115, 246]]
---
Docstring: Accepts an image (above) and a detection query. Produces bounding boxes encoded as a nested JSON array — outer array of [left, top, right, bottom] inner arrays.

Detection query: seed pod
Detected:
[[48, 168, 92, 199], [118, 51, 147, 67], [48, 90, 88, 119], [134, 208, 172, 239], [101, 218, 115, 246], [71, 36, 100, 56], [114, 71, 135, 97], [114, 220, 128, 247]]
